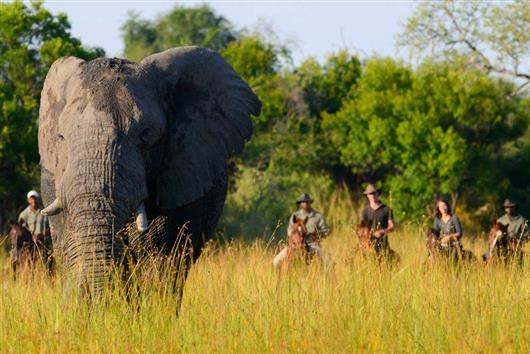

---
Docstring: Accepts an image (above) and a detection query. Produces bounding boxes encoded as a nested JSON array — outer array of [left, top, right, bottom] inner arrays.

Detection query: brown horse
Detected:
[[8, 221, 36, 275], [353, 221, 373, 256], [279, 216, 311, 274], [353, 221, 399, 265], [482, 221, 524, 265], [425, 227, 474, 264]]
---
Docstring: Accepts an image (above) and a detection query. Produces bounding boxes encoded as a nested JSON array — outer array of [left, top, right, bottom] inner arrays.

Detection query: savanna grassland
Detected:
[[1, 194, 530, 353]]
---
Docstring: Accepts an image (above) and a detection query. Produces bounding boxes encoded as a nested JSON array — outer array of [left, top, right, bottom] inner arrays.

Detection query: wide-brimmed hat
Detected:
[[363, 184, 379, 195], [296, 193, 313, 204], [503, 198, 518, 208], [27, 190, 40, 199]]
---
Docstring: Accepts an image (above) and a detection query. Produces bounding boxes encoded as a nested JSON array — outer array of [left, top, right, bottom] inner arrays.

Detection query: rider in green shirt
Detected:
[[497, 198, 528, 241], [273, 193, 332, 268]]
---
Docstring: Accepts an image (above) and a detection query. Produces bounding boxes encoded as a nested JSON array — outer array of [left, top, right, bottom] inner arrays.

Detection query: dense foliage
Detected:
[[1, 2, 529, 235], [121, 4, 236, 62]]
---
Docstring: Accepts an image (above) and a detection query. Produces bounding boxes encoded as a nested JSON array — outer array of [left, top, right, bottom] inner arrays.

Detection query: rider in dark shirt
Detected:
[[360, 184, 398, 262]]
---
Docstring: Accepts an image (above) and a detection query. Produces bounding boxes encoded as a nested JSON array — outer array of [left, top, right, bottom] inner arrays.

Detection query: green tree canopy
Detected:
[[122, 4, 237, 61], [399, 0, 530, 96], [323, 57, 529, 219]]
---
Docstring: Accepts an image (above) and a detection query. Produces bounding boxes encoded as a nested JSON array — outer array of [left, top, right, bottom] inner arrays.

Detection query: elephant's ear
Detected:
[[141, 47, 261, 209], [39, 56, 85, 174]]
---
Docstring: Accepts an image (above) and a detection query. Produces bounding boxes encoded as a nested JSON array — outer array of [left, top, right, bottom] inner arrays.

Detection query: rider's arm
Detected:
[[374, 220, 394, 238], [18, 210, 27, 227], [287, 213, 295, 236], [317, 214, 330, 238], [383, 208, 395, 235], [432, 218, 441, 233], [316, 215, 330, 238], [452, 215, 463, 239], [385, 219, 395, 234]]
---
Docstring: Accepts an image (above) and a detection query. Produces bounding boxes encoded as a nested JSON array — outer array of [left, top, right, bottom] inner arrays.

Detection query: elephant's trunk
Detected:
[[60, 129, 147, 296], [64, 193, 126, 296]]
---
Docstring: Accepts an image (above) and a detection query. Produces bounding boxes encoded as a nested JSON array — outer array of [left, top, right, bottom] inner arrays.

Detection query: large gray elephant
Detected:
[[38, 47, 261, 295]]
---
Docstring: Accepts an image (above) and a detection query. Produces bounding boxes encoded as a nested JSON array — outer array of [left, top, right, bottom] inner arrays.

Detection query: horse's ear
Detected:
[[303, 216, 309, 224], [292, 215, 298, 224]]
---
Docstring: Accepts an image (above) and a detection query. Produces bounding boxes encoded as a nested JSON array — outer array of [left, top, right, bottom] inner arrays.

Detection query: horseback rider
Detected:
[[18, 190, 52, 263], [360, 184, 398, 262], [497, 198, 528, 245], [432, 199, 464, 259], [273, 193, 331, 268]]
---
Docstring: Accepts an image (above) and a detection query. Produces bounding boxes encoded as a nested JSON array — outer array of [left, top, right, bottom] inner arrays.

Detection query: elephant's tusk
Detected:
[[41, 198, 63, 216], [135, 203, 148, 233]]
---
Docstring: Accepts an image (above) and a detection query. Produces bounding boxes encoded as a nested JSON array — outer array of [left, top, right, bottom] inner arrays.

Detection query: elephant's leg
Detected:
[[168, 169, 228, 263], [161, 170, 228, 312]]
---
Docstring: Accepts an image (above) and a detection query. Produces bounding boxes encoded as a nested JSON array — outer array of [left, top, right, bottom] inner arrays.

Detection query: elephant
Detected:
[[38, 46, 261, 296]]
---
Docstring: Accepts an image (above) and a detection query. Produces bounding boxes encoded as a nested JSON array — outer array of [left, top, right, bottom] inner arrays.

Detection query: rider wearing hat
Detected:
[[273, 193, 331, 268], [18, 190, 52, 260], [360, 183, 397, 260], [18, 190, 50, 238], [497, 198, 528, 240]]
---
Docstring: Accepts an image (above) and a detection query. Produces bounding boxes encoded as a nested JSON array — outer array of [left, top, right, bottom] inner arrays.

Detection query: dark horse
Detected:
[[8, 221, 36, 275], [482, 221, 525, 265], [279, 216, 311, 274], [425, 228, 474, 264], [8, 221, 53, 276]]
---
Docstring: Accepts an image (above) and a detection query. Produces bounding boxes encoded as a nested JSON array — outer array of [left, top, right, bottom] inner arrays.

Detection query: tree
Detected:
[[0, 1, 103, 229], [322, 57, 413, 183], [322, 57, 528, 219], [297, 51, 361, 116], [122, 4, 237, 61], [399, 0, 530, 96], [400, 1, 530, 218]]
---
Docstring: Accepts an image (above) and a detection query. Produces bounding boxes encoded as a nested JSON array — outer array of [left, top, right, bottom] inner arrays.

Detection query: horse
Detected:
[[353, 221, 373, 256], [8, 221, 36, 276], [353, 221, 400, 265], [425, 227, 475, 264], [482, 221, 523, 265], [426, 227, 441, 263], [278, 215, 311, 274]]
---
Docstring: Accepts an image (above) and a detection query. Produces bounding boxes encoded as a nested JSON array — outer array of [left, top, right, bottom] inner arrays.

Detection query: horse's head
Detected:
[[8, 221, 32, 249], [426, 228, 440, 238], [489, 221, 508, 241], [353, 221, 371, 238], [289, 215, 309, 248], [425, 227, 441, 255], [353, 220, 373, 252], [8, 220, 21, 238]]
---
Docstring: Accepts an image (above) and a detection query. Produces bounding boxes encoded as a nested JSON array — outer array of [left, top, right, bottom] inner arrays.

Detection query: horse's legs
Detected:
[[307, 243, 333, 268], [274, 247, 289, 272]]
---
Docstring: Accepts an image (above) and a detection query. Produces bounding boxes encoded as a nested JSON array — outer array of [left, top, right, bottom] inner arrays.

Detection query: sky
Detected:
[[45, 1, 415, 65]]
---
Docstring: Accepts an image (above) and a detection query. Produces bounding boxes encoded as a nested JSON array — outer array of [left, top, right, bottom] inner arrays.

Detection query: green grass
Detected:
[[1, 201, 530, 352]]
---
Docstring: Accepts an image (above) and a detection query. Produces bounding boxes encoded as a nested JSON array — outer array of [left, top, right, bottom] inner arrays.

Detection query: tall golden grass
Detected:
[[1, 191, 530, 353]]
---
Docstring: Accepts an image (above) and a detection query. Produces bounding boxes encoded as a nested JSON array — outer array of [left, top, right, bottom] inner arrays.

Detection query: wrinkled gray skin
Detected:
[[38, 47, 261, 296]]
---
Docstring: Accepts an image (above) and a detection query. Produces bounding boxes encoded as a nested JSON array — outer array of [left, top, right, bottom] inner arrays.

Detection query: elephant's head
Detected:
[[38, 47, 260, 293]]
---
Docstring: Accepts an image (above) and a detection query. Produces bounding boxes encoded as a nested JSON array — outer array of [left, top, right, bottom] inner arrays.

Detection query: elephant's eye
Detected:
[[57, 133, 64, 141]]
